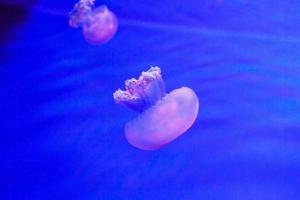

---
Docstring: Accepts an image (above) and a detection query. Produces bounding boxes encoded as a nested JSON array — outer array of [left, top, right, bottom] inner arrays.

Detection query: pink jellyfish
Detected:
[[69, 0, 118, 45], [113, 67, 199, 150]]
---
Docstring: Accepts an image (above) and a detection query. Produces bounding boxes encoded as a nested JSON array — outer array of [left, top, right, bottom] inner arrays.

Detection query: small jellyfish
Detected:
[[113, 67, 199, 150], [69, 0, 118, 45]]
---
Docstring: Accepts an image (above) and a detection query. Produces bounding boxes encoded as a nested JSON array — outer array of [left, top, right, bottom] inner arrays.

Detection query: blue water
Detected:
[[1, 0, 300, 199]]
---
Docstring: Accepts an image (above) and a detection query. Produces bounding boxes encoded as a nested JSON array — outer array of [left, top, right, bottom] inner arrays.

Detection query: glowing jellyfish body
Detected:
[[113, 67, 199, 150], [69, 0, 118, 45]]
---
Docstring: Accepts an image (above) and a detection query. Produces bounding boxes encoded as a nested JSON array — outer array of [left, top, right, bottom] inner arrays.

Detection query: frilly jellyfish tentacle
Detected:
[[113, 66, 166, 112], [113, 89, 147, 112], [113, 67, 199, 150], [69, 0, 95, 28], [139, 67, 166, 106]]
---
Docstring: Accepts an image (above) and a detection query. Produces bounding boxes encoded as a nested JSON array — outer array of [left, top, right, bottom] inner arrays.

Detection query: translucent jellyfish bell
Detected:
[[69, 0, 118, 45], [113, 67, 199, 150]]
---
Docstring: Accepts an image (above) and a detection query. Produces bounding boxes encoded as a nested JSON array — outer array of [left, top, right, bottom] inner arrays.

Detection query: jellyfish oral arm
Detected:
[[113, 66, 166, 112], [69, 0, 95, 28]]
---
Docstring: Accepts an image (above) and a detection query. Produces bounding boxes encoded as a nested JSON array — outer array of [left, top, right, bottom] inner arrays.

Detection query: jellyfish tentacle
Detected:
[[113, 67, 166, 112], [113, 90, 146, 112], [125, 79, 146, 100], [140, 73, 161, 106], [69, 0, 95, 28], [139, 66, 165, 105], [124, 78, 149, 108], [150, 66, 166, 97]]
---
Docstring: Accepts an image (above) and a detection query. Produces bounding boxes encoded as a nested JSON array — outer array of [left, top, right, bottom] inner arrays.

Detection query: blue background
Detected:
[[1, 0, 300, 199]]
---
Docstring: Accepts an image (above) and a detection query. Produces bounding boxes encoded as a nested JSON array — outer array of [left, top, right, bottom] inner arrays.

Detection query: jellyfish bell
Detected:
[[69, 0, 118, 45], [82, 6, 118, 45], [113, 67, 199, 150], [125, 87, 199, 150]]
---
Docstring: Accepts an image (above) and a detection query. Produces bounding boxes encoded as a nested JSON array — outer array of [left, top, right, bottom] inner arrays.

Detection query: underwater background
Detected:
[[1, 0, 300, 199]]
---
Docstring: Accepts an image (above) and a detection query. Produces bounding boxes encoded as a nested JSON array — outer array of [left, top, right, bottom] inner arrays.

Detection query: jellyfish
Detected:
[[69, 0, 118, 45], [113, 67, 199, 150]]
